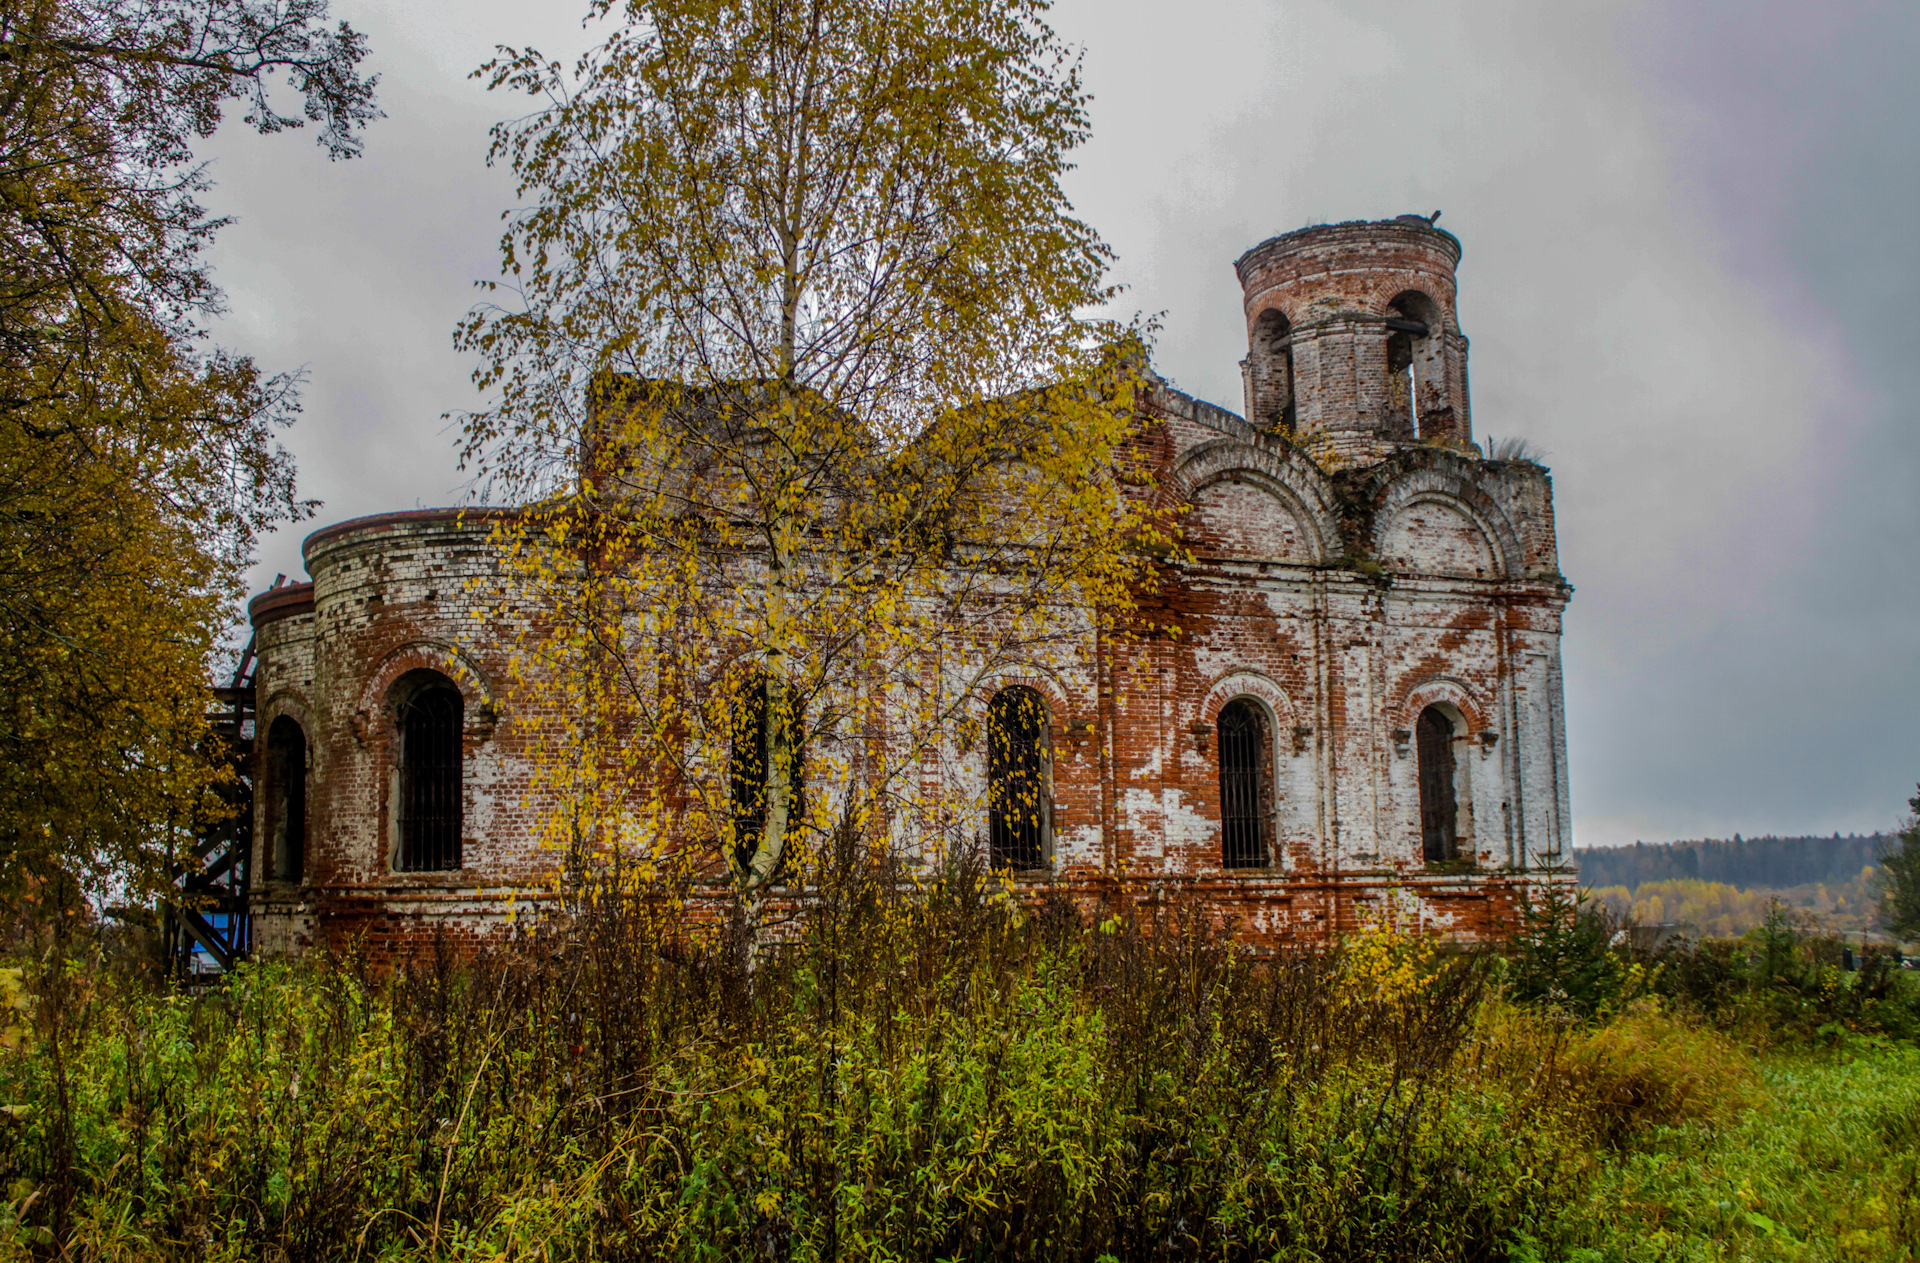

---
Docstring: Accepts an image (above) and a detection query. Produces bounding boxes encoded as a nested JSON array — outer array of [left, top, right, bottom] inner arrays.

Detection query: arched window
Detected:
[[1248, 308, 1296, 434], [395, 674, 463, 872], [1217, 699, 1271, 868], [729, 673, 804, 872], [263, 716, 306, 883], [1386, 291, 1449, 440], [987, 687, 1050, 869], [1416, 705, 1458, 862]]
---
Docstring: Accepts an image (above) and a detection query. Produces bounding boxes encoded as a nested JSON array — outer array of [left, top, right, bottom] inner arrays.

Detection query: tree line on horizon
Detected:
[[1573, 833, 1888, 894]]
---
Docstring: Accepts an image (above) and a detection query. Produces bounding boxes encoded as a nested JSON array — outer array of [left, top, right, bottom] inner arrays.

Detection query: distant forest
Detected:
[[1574, 834, 1889, 892]]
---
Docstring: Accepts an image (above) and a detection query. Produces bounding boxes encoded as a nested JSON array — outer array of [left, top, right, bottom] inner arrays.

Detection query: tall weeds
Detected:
[[0, 848, 1584, 1260]]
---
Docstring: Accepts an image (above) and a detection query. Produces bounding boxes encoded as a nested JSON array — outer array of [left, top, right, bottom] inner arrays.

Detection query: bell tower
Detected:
[[1235, 216, 1472, 464]]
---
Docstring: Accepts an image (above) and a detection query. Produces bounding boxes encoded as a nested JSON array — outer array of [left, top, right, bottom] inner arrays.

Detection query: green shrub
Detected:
[[1544, 1043, 1920, 1260], [50, 852, 1920, 1258], [1502, 884, 1920, 1046], [1503, 884, 1631, 1019]]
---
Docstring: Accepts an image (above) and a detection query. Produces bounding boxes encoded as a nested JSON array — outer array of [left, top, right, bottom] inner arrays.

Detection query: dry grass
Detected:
[[1559, 1002, 1760, 1149]]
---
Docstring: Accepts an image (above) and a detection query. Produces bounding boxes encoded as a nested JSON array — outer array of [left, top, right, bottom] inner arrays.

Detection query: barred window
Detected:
[[396, 675, 463, 872], [1417, 705, 1458, 862], [987, 687, 1050, 869], [264, 716, 307, 883], [729, 674, 804, 873], [1217, 699, 1270, 868]]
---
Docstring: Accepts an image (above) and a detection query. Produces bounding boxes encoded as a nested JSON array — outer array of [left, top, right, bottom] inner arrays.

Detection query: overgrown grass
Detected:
[[1540, 1039, 1920, 1261], [5, 868, 1920, 1260]]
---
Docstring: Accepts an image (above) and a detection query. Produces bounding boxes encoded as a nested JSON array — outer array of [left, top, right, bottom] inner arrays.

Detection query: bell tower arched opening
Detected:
[[1246, 308, 1296, 434], [1386, 290, 1450, 441]]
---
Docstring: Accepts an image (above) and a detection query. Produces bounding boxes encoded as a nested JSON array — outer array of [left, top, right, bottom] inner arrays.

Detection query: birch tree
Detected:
[[460, 0, 1162, 939]]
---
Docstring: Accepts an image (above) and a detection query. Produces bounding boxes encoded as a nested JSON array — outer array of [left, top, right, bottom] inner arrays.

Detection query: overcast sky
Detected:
[[206, 0, 1920, 848]]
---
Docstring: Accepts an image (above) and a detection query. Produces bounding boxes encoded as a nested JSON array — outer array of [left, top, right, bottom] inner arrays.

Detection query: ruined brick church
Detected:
[[245, 217, 1572, 956]]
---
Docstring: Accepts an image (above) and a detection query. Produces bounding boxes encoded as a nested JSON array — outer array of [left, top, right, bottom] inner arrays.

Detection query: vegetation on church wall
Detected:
[[454, 0, 1173, 947]]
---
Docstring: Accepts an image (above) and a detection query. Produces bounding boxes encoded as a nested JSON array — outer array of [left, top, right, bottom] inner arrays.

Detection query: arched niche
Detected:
[[1168, 441, 1337, 567], [262, 715, 307, 884], [1186, 474, 1316, 563], [1378, 496, 1499, 579]]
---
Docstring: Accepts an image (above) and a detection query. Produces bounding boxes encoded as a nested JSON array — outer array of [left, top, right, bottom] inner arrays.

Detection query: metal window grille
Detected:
[[398, 684, 463, 872], [266, 716, 306, 882], [1417, 706, 1458, 862], [731, 679, 769, 871], [988, 687, 1048, 869], [1217, 699, 1270, 868], [730, 676, 804, 873]]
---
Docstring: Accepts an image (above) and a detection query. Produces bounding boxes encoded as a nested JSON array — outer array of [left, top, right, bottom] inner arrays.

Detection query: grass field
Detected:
[[1544, 1037, 1920, 1261]]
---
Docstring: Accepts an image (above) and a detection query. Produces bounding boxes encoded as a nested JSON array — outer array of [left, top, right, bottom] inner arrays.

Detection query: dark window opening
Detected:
[[264, 716, 306, 883], [988, 687, 1049, 869], [396, 677, 463, 872], [1218, 699, 1271, 868], [1249, 308, 1296, 434], [1417, 705, 1458, 862], [730, 674, 804, 874]]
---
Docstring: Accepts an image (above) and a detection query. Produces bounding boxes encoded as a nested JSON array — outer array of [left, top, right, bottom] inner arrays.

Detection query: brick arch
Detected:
[[1371, 466, 1521, 580], [1244, 299, 1298, 335], [1397, 676, 1491, 736], [259, 687, 316, 736], [973, 666, 1075, 737], [355, 640, 500, 745], [1197, 669, 1299, 733], [259, 688, 319, 771], [1362, 271, 1458, 328], [1167, 440, 1338, 565]]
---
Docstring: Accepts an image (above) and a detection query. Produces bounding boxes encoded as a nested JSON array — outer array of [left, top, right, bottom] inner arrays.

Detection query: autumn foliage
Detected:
[[457, 0, 1167, 939], [0, 0, 378, 902]]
